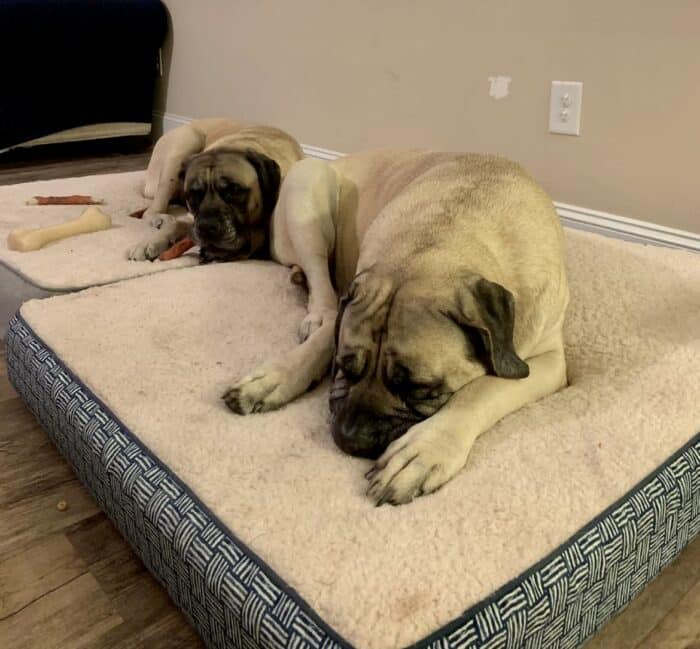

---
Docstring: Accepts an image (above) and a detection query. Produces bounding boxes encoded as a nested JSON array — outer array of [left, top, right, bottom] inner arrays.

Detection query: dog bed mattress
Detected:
[[0, 171, 197, 336], [6, 229, 700, 649]]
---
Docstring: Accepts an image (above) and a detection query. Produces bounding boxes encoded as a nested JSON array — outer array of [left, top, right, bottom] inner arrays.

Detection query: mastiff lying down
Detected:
[[132, 129, 569, 505]]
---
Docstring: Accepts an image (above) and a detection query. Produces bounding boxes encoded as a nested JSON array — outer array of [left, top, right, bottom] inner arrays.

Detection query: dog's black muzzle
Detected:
[[330, 393, 418, 459], [193, 204, 248, 259], [195, 218, 226, 242]]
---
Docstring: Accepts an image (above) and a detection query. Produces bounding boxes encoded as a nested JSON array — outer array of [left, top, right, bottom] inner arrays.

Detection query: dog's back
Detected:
[[330, 150, 569, 355], [194, 118, 304, 178]]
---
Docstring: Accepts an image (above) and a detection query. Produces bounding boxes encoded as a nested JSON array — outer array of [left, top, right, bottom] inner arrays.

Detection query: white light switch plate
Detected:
[[549, 81, 583, 135]]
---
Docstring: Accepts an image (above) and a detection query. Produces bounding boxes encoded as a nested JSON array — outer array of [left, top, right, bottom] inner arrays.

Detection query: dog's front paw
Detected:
[[365, 421, 471, 506], [299, 308, 337, 342], [223, 365, 303, 414], [127, 237, 170, 261], [146, 211, 175, 230]]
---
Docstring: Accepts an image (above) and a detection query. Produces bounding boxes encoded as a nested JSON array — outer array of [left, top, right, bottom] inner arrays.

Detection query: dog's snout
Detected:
[[330, 398, 413, 459], [196, 218, 223, 239], [331, 405, 383, 458]]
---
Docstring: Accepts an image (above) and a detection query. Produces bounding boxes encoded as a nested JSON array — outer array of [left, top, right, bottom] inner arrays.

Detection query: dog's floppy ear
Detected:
[[331, 291, 353, 378], [178, 153, 199, 184], [178, 160, 188, 183], [453, 277, 529, 379], [245, 149, 281, 220], [175, 156, 198, 208]]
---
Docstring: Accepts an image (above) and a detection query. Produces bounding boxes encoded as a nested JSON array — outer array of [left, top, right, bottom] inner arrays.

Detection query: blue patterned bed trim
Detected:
[[6, 312, 700, 649], [6, 314, 351, 649], [413, 437, 700, 649]]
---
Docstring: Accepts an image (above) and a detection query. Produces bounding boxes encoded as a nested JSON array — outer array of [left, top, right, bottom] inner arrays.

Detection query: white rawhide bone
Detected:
[[7, 206, 112, 252]]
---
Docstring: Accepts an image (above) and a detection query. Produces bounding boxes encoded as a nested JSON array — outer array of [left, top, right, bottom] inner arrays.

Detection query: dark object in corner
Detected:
[[0, 0, 168, 152]]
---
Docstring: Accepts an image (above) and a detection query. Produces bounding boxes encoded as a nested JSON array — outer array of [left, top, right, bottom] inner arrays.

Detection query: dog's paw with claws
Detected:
[[127, 236, 170, 261], [146, 211, 175, 230], [298, 308, 337, 342], [223, 366, 303, 414], [365, 421, 471, 506]]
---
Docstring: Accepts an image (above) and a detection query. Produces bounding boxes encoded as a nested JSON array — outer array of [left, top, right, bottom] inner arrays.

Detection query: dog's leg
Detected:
[[127, 219, 193, 262], [274, 158, 339, 341], [366, 346, 568, 505], [143, 128, 171, 199], [145, 125, 205, 229], [223, 320, 335, 414], [289, 223, 338, 341], [223, 159, 339, 414]]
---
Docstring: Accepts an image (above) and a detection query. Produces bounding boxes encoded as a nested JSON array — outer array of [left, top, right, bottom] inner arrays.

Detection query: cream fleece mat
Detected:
[[0, 171, 197, 291], [19, 229, 700, 648]]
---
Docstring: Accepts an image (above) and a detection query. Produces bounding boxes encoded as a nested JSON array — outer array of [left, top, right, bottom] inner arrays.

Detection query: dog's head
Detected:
[[330, 270, 529, 458], [180, 148, 281, 262]]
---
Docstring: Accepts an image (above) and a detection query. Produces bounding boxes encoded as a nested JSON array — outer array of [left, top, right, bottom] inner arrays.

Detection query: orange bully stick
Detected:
[[158, 236, 195, 261], [26, 195, 104, 205]]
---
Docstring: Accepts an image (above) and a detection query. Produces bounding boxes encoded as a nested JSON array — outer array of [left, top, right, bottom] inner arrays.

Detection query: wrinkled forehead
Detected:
[[338, 278, 450, 358], [337, 272, 392, 349], [184, 151, 257, 187], [383, 293, 453, 355]]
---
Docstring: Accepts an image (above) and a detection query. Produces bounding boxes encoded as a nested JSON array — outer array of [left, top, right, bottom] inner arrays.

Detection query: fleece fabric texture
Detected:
[[0, 171, 197, 291], [19, 229, 700, 649]]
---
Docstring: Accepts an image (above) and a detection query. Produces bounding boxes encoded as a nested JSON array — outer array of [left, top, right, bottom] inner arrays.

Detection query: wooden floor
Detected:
[[0, 143, 698, 649], [0, 137, 153, 186], [0, 141, 202, 648]]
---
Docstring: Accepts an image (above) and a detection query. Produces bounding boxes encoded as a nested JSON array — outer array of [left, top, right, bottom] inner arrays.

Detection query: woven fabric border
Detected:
[[6, 314, 350, 649], [6, 313, 700, 649]]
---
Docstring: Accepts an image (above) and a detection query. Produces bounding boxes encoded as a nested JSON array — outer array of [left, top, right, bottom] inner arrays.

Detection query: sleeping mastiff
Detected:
[[224, 150, 570, 505]]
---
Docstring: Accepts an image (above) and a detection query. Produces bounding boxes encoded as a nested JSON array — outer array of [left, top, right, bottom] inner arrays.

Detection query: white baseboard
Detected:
[[154, 111, 699, 253], [555, 203, 699, 252], [159, 111, 192, 131], [157, 111, 343, 161]]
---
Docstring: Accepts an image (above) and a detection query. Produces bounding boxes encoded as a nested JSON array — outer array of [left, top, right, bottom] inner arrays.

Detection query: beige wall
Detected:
[[157, 1, 699, 234]]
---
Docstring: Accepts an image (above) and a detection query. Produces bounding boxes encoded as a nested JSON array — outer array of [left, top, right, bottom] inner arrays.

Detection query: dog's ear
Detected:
[[245, 149, 281, 220], [331, 291, 353, 378], [452, 277, 529, 379], [175, 156, 197, 208], [178, 154, 198, 184], [178, 160, 188, 183]]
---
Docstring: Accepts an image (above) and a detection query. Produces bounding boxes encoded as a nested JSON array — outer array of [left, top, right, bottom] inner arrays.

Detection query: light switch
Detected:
[[549, 81, 583, 135]]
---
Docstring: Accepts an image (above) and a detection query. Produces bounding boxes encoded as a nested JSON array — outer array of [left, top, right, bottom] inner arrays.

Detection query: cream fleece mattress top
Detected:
[[0, 171, 197, 291], [19, 229, 700, 648]]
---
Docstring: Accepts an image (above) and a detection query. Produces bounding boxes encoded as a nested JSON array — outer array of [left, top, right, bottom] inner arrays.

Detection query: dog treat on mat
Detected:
[[158, 236, 195, 261], [26, 195, 104, 205], [7, 206, 112, 252]]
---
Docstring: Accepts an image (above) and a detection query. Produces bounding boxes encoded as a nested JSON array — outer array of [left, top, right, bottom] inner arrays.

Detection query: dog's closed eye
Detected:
[[387, 363, 443, 400], [186, 186, 205, 211], [337, 351, 368, 383], [217, 178, 249, 203]]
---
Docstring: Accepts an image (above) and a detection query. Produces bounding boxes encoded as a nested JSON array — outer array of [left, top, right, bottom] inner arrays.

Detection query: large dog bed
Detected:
[[6, 229, 699, 649], [0, 171, 197, 336]]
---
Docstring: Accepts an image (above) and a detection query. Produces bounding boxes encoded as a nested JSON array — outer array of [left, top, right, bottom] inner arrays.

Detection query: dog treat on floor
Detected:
[[26, 195, 104, 205], [158, 236, 195, 261], [7, 206, 112, 252]]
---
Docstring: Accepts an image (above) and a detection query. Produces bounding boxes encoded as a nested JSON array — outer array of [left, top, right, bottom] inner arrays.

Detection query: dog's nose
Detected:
[[196, 220, 222, 239], [331, 405, 386, 459]]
